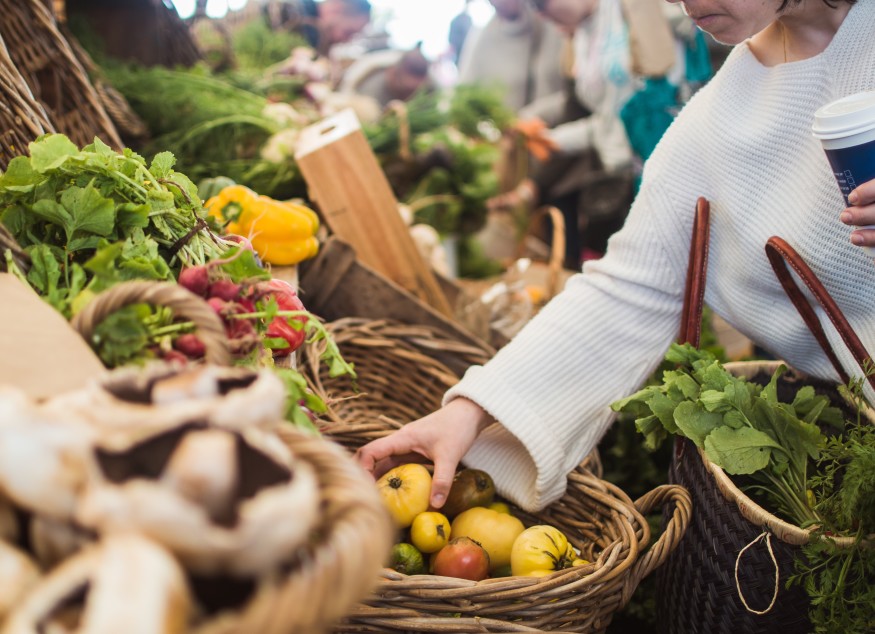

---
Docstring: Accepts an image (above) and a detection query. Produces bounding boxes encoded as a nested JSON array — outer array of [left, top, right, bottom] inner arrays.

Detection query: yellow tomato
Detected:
[[510, 525, 580, 577], [410, 511, 451, 553], [450, 507, 525, 572], [376, 464, 432, 528], [488, 501, 511, 514]]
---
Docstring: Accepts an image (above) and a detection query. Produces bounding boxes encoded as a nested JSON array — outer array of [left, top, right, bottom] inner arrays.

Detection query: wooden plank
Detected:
[[295, 109, 453, 317], [298, 238, 494, 357], [0, 273, 105, 399]]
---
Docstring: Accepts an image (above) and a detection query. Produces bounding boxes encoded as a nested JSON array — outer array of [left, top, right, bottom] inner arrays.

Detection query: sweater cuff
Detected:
[[443, 366, 569, 512]]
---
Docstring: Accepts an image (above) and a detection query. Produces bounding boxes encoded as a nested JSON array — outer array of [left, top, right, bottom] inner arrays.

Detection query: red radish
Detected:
[[208, 279, 242, 301], [178, 266, 210, 297], [161, 349, 189, 365], [256, 279, 307, 355], [207, 297, 227, 314], [174, 334, 206, 358]]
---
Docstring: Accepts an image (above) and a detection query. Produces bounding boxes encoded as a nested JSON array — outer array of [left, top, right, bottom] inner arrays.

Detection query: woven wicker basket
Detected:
[[62, 28, 149, 140], [303, 317, 495, 427], [0, 0, 123, 149], [0, 32, 54, 170], [320, 417, 690, 633], [193, 424, 394, 634], [656, 360, 873, 634], [71, 280, 233, 367], [300, 317, 691, 633]]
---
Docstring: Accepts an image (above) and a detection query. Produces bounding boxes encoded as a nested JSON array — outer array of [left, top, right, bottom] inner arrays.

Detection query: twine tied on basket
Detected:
[[734, 531, 780, 615]]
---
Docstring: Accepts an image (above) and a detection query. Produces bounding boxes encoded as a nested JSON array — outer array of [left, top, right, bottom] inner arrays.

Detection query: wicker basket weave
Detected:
[[301, 317, 691, 633], [0, 32, 54, 170], [0, 0, 123, 149], [194, 424, 394, 634], [62, 29, 149, 140], [322, 417, 690, 633], [71, 280, 233, 367], [303, 317, 494, 427]]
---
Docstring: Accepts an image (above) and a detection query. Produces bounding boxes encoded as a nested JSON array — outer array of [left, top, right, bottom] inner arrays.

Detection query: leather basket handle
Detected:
[[678, 197, 711, 346], [765, 236, 875, 391]]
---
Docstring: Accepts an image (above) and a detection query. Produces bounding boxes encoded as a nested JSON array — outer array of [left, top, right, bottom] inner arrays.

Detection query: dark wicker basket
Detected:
[[656, 361, 871, 634], [0, 0, 123, 149]]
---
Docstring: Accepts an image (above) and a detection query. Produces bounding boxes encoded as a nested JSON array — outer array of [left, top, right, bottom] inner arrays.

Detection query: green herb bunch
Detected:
[[787, 370, 875, 634], [611, 343, 844, 526], [0, 134, 229, 317]]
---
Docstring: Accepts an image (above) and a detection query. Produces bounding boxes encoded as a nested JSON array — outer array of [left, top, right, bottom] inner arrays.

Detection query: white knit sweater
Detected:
[[445, 0, 875, 512]]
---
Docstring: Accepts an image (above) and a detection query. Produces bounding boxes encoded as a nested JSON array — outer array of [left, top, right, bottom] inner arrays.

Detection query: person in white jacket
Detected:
[[457, 0, 566, 113], [356, 0, 875, 513]]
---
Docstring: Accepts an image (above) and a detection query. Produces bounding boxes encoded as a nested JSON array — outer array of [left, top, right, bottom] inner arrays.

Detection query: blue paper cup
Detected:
[[812, 90, 875, 255]]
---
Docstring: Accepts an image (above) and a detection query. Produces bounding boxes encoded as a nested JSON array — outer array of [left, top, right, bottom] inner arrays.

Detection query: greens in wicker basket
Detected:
[[0, 134, 229, 317], [612, 343, 875, 633], [0, 133, 355, 435]]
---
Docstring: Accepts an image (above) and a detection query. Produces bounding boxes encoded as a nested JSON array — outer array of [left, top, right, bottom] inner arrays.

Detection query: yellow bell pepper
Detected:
[[205, 185, 320, 266]]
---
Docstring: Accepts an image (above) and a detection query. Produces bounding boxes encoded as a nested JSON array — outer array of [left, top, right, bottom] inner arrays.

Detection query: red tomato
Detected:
[[432, 537, 490, 581]]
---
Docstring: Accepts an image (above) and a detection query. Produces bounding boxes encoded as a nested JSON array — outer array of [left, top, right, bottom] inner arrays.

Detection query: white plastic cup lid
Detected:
[[812, 90, 875, 140]]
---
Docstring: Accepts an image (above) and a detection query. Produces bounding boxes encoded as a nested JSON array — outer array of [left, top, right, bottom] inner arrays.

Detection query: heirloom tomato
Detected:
[[376, 464, 432, 528]]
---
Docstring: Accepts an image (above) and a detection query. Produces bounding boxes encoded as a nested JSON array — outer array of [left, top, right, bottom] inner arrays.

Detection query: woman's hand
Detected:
[[487, 178, 539, 212], [841, 179, 875, 249], [355, 398, 494, 509]]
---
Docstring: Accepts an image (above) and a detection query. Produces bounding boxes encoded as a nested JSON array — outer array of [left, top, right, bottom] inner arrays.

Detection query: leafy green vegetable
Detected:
[[787, 370, 875, 634], [612, 343, 843, 526], [0, 134, 229, 318], [615, 345, 875, 633]]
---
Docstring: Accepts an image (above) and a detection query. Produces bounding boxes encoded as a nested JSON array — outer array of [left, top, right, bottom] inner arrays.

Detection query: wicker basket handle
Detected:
[[517, 205, 566, 302], [622, 484, 692, 600], [71, 280, 232, 366]]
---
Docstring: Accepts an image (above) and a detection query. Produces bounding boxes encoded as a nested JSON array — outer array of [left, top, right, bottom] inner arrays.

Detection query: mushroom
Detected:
[[43, 364, 287, 435], [0, 498, 17, 543], [0, 391, 97, 521], [76, 424, 320, 577], [2, 534, 190, 634], [0, 541, 40, 622], [29, 516, 93, 571]]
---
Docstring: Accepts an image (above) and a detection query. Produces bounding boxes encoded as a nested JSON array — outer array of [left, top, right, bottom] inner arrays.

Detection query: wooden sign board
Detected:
[[295, 109, 453, 317], [0, 273, 105, 399]]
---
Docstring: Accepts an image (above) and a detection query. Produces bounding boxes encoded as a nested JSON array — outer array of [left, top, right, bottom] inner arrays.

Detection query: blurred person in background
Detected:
[[457, 0, 566, 112], [338, 43, 434, 109], [448, 0, 475, 66], [262, 0, 371, 56], [494, 0, 704, 267]]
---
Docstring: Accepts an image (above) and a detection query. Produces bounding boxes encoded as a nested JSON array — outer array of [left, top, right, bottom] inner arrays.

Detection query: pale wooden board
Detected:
[[295, 109, 453, 317], [0, 273, 105, 399]]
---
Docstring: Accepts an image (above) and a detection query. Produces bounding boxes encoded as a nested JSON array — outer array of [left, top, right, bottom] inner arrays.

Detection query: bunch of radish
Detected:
[[176, 264, 307, 361]]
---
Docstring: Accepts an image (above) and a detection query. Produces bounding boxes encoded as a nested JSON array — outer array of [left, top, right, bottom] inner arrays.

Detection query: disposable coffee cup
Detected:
[[812, 90, 875, 255]]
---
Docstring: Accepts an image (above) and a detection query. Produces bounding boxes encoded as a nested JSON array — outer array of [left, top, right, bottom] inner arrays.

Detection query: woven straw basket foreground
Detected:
[[45, 281, 392, 633], [657, 360, 874, 634], [301, 318, 692, 633]]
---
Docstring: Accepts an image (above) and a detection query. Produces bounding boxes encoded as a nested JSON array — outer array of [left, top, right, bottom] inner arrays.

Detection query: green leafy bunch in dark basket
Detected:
[[611, 342, 845, 527], [613, 343, 875, 633]]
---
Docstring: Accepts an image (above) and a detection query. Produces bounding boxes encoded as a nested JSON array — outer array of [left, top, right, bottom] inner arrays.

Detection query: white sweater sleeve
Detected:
[[444, 180, 692, 511]]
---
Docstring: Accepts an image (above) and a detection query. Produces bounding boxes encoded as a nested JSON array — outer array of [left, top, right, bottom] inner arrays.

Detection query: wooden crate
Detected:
[[298, 237, 498, 364]]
